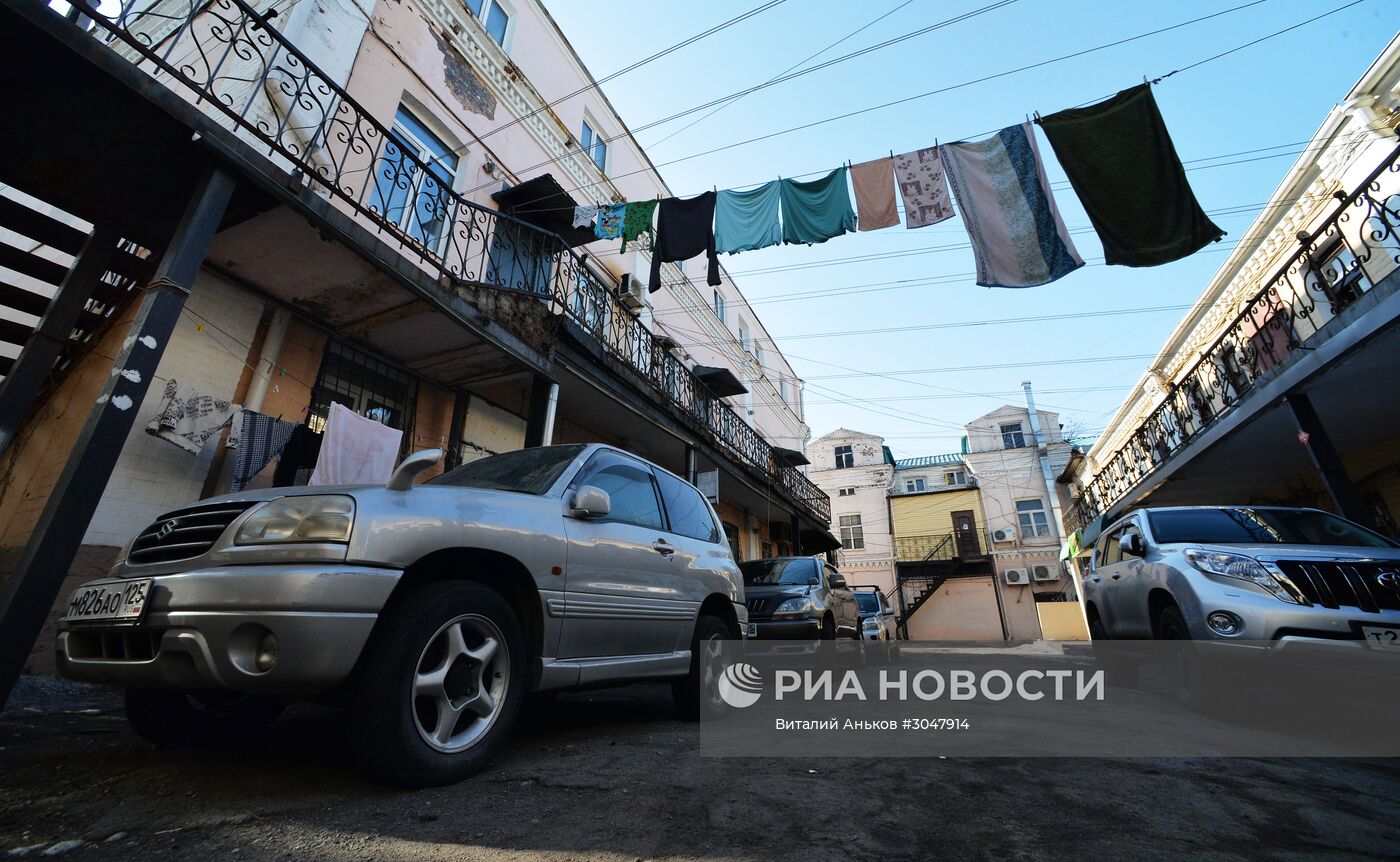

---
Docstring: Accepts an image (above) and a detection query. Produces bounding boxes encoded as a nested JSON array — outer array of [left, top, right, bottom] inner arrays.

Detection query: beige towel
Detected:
[[849, 157, 899, 232]]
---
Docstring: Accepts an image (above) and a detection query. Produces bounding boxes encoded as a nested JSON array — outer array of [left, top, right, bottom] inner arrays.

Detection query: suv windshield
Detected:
[[740, 559, 816, 586], [428, 444, 586, 495], [855, 592, 880, 614], [1148, 508, 1396, 548]]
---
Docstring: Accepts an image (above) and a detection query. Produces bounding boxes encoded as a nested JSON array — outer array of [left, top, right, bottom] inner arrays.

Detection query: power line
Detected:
[[776, 304, 1195, 341]]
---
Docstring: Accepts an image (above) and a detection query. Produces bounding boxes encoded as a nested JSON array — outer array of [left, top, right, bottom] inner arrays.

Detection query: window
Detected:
[[1097, 529, 1122, 567], [837, 487, 855, 497], [466, 0, 510, 47], [431, 444, 585, 494], [573, 451, 664, 530], [655, 470, 720, 543], [738, 323, 751, 353], [754, 344, 764, 367], [839, 514, 864, 550], [372, 107, 459, 250], [1312, 240, 1366, 308], [904, 478, 926, 493], [833, 445, 854, 469], [1016, 499, 1050, 538], [579, 119, 607, 173], [1147, 508, 1394, 548], [713, 290, 726, 323], [944, 469, 967, 486], [308, 341, 418, 441], [761, 541, 773, 559], [778, 377, 789, 405], [1000, 423, 1025, 449]]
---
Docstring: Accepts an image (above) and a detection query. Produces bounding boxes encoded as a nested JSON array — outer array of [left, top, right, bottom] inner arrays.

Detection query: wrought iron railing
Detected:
[[58, 0, 829, 523], [894, 532, 955, 564], [1068, 140, 1400, 530]]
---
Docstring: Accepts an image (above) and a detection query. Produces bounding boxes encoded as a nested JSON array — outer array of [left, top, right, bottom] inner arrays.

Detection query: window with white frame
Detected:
[[904, 477, 926, 493], [713, 290, 726, 323], [465, 0, 511, 47], [372, 106, 459, 251], [778, 377, 789, 405], [837, 487, 855, 497], [579, 118, 607, 173], [839, 514, 864, 550], [1016, 499, 1050, 538], [738, 322, 751, 353], [833, 444, 854, 469], [944, 469, 967, 485], [754, 344, 764, 368], [1000, 422, 1026, 449]]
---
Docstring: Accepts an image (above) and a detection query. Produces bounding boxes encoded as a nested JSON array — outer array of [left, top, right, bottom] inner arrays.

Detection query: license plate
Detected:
[[62, 580, 152, 625], [1361, 625, 1400, 652], [747, 623, 757, 639]]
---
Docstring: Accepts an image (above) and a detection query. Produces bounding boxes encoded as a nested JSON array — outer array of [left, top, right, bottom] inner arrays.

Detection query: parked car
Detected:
[[1083, 505, 1400, 704], [853, 585, 901, 662], [740, 557, 862, 655], [55, 443, 746, 787]]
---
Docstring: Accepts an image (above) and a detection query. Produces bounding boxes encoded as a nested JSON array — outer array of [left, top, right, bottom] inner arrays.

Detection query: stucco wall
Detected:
[[905, 577, 1003, 641], [891, 489, 983, 542]]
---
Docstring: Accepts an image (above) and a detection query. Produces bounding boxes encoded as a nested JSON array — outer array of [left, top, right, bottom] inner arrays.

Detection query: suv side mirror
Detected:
[[883, 607, 896, 616], [828, 574, 848, 590], [570, 485, 611, 518], [1119, 533, 1145, 558]]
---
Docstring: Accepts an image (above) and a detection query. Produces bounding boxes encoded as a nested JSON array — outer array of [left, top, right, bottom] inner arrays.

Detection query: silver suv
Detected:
[[1085, 506, 1400, 690], [56, 444, 746, 786]]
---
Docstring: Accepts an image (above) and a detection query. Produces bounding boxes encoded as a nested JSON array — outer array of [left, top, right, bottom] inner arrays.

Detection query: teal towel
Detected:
[[780, 167, 856, 246], [715, 181, 782, 255]]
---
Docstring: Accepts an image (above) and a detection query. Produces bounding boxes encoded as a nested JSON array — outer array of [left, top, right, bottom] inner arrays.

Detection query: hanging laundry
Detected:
[[308, 402, 404, 487], [940, 123, 1084, 288], [893, 146, 955, 229], [620, 199, 658, 253], [1038, 84, 1224, 267], [229, 409, 297, 492], [715, 181, 782, 255], [273, 424, 322, 487], [648, 191, 721, 293], [849, 157, 900, 232], [144, 379, 238, 454], [595, 203, 626, 239], [572, 204, 600, 230], [779, 167, 856, 246]]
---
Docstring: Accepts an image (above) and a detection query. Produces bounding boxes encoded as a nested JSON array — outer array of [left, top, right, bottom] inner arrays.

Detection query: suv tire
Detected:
[[124, 688, 284, 748], [349, 581, 525, 788], [1156, 604, 1229, 712], [673, 614, 731, 722]]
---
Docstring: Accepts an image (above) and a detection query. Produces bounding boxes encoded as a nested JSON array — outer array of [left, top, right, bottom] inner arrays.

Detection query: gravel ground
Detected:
[[2, 674, 1399, 861]]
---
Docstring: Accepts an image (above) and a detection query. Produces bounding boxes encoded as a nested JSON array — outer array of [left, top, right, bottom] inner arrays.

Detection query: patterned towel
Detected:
[[940, 123, 1084, 288], [893, 146, 954, 230], [144, 379, 238, 455]]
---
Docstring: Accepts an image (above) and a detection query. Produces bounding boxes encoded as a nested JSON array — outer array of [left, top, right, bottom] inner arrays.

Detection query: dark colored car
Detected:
[[740, 557, 862, 648]]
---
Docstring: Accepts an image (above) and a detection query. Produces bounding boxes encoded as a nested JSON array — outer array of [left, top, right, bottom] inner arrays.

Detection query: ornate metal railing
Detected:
[[59, 0, 828, 523], [1068, 139, 1400, 530], [894, 532, 955, 564]]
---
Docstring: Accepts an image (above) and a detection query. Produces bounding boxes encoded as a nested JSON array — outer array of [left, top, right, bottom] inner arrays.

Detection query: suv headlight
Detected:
[[235, 496, 355, 545], [1184, 549, 1298, 603], [862, 617, 881, 630], [772, 596, 817, 618]]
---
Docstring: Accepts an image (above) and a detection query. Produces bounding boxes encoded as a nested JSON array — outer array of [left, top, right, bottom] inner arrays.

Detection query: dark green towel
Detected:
[[1039, 84, 1223, 267]]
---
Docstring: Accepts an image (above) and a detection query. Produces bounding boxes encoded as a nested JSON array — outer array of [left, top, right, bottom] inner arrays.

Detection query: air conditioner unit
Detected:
[[617, 273, 647, 311], [991, 527, 1016, 543], [1032, 564, 1059, 582], [1004, 569, 1030, 586]]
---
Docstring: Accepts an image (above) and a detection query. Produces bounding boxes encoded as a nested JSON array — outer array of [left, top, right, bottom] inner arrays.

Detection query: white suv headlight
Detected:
[[862, 617, 881, 630], [235, 495, 355, 545], [772, 596, 817, 618], [1184, 549, 1298, 603]]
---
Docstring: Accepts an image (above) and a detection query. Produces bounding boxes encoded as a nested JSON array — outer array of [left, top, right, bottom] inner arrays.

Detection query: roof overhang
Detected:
[[692, 365, 748, 398], [491, 174, 595, 247], [771, 446, 810, 467]]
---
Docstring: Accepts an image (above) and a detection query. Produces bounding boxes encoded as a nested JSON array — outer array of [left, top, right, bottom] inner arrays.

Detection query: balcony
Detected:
[[1068, 140, 1400, 531], [19, 0, 828, 523]]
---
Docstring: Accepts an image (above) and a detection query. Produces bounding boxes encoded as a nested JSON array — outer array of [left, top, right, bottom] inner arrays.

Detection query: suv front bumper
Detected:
[[56, 563, 401, 696]]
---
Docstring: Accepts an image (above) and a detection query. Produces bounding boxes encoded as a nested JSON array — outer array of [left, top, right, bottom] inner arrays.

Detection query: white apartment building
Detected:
[[808, 429, 897, 593]]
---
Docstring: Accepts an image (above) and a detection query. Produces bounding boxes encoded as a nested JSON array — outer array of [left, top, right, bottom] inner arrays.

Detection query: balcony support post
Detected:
[[0, 225, 120, 461], [444, 390, 468, 470], [0, 166, 236, 711], [524, 374, 558, 448], [1284, 391, 1375, 529]]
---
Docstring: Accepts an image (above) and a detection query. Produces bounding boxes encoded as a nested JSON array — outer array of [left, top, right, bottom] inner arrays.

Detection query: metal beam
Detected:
[[1284, 391, 1375, 529], [444, 390, 467, 470], [0, 224, 119, 459], [0, 167, 236, 709]]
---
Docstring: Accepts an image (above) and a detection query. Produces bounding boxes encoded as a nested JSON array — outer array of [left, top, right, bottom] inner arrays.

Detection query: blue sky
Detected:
[[548, 0, 1399, 458]]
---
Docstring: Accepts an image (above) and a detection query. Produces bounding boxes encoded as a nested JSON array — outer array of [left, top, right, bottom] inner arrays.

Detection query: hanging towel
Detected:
[[273, 424, 322, 487], [715, 181, 782, 255], [849, 157, 900, 232], [620, 199, 658, 253], [779, 167, 856, 246], [144, 379, 238, 455], [1038, 84, 1224, 267], [940, 123, 1084, 288], [229, 409, 298, 492], [648, 191, 721, 293], [572, 205, 600, 230], [595, 203, 626, 239], [308, 402, 404, 487], [893, 146, 955, 230]]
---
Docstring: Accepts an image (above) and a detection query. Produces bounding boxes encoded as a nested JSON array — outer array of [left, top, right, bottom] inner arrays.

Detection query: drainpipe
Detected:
[[243, 307, 290, 413], [1022, 381, 1065, 545]]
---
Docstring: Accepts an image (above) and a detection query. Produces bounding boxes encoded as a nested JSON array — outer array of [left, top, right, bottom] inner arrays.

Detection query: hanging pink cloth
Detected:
[[308, 402, 404, 486]]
